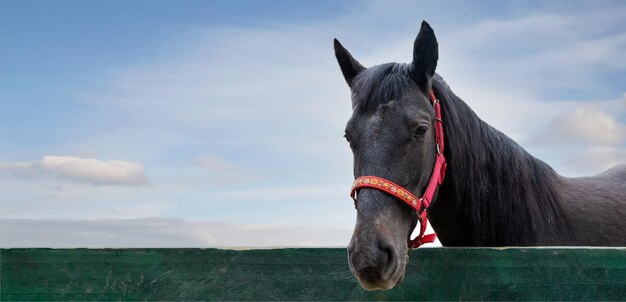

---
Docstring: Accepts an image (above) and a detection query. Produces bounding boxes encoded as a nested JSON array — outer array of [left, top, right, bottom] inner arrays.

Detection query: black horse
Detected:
[[334, 21, 626, 290]]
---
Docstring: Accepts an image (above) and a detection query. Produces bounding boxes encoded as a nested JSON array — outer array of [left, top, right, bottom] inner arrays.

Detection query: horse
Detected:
[[334, 21, 626, 291]]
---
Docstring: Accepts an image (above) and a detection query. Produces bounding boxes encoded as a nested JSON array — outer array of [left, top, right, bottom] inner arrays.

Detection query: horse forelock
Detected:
[[351, 63, 416, 112]]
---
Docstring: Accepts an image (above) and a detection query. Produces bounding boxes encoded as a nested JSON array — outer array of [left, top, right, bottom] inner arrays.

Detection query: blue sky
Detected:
[[1, 0, 625, 247]]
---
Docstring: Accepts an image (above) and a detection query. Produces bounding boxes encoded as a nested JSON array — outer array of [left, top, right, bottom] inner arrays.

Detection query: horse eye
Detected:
[[414, 126, 428, 137]]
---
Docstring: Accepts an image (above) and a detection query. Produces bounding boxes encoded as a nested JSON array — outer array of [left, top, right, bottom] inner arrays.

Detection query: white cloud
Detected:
[[561, 146, 626, 176], [550, 108, 626, 145], [438, 8, 626, 96], [0, 218, 352, 248], [0, 155, 147, 186], [522, 95, 626, 176]]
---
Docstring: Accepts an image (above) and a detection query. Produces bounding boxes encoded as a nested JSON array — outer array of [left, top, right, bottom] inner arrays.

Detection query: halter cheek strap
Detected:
[[349, 88, 447, 249]]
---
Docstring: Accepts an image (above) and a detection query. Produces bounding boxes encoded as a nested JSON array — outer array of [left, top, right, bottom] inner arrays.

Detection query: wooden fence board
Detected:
[[1, 248, 625, 301]]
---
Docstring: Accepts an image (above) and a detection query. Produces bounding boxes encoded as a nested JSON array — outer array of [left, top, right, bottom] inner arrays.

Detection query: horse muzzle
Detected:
[[347, 238, 407, 290]]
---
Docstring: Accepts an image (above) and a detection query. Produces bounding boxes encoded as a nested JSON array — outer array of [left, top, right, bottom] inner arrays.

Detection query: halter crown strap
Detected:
[[349, 88, 446, 249]]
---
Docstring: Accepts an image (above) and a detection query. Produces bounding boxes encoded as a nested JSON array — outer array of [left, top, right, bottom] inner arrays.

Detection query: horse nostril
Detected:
[[379, 243, 398, 278]]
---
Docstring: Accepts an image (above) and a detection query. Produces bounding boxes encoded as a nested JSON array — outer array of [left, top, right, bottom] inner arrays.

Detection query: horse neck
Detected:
[[431, 80, 571, 245]]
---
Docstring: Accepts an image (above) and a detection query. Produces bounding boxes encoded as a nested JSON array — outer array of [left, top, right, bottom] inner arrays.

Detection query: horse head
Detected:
[[335, 21, 441, 290]]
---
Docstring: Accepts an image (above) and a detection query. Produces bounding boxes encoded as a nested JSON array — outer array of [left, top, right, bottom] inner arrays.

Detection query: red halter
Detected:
[[350, 88, 447, 248]]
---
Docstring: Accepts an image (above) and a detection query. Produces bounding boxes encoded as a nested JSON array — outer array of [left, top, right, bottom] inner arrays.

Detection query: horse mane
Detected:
[[431, 74, 571, 245]]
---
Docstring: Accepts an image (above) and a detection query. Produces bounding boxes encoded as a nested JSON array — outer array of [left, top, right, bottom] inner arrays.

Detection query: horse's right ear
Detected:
[[334, 39, 365, 87]]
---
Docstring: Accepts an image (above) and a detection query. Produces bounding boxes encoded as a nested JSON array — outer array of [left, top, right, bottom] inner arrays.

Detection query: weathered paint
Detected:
[[1, 248, 625, 301]]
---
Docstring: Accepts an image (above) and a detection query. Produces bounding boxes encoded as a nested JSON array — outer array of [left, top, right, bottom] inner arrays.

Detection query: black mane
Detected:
[[431, 75, 572, 245]]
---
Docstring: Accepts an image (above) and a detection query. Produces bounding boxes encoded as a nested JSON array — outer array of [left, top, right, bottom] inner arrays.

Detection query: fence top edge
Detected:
[[1, 246, 626, 251]]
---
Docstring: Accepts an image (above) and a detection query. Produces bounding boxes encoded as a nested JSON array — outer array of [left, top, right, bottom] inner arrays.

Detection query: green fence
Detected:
[[1, 248, 625, 301]]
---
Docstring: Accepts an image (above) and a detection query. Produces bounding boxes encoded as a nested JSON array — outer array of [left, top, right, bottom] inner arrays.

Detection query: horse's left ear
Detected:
[[334, 38, 365, 87], [412, 21, 438, 87]]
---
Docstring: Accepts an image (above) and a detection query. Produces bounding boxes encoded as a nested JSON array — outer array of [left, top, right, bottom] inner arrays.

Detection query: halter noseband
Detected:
[[349, 88, 447, 248]]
